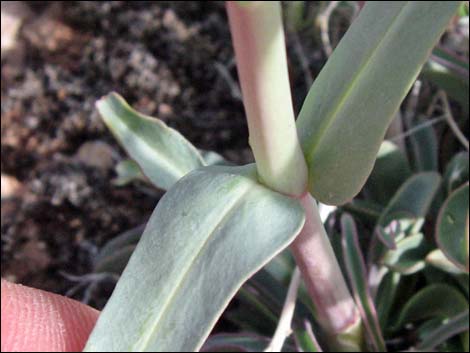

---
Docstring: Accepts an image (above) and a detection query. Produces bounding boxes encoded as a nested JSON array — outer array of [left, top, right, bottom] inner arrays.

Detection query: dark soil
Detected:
[[1, 1, 325, 309]]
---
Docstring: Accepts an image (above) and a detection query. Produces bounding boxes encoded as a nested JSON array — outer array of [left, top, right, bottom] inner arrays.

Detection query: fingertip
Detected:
[[1, 279, 99, 352]]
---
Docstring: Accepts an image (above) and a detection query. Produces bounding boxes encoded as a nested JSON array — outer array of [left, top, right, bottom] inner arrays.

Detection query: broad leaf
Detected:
[[393, 284, 468, 330], [381, 233, 430, 275], [84, 165, 305, 352], [341, 214, 386, 351], [422, 46, 469, 113], [341, 199, 383, 224], [443, 152, 469, 195], [97, 92, 205, 190], [365, 141, 412, 205], [425, 249, 465, 275], [296, 1, 460, 205], [375, 172, 441, 249], [436, 183, 469, 272]]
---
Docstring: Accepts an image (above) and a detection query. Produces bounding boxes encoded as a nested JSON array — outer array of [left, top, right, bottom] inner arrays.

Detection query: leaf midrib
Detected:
[[305, 2, 409, 162], [132, 182, 253, 351]]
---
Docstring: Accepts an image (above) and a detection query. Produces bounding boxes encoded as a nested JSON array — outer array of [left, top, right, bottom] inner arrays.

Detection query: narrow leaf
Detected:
[[296, 1, 460, 205], [94, 224, 144, 269], [408, 115, 439, 172], [294, 321, 323, 352], [112, 159, 146, 186], [201, 333, 272, 352], [84, 165, 305, 352], [97, 92, 205, 190], [375, 271, 401, 330], [436, 183, 469, 271], [417, 310, 470, 351], [341, 214, 386, 352]]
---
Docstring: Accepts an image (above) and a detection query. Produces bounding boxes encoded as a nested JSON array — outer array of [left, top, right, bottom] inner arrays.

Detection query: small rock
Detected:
[[1, 2, 31, 56], [1, 174, 23, 199], [75, 141, 116, 171]]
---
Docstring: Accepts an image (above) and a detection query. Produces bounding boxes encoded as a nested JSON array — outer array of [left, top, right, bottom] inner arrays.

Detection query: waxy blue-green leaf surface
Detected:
[[436, 183, 469, 272], [296, 1, 460, 205], [112, 159, 146, 186], [84, 164, 305, 352], [97, 92, 205, 190]]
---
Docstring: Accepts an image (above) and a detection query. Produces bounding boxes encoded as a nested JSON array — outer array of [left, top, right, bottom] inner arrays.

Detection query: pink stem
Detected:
[[291, 193, 361, 334]]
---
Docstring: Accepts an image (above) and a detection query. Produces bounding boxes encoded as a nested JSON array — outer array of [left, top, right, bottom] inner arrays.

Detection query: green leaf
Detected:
[[93, 224, 144, 275], [422, 59, 469, 113], [436, 183, 469, 272], [201, 333, 272, 352], [199, 150, 232, 166], [425, 249, 465, 275], [375, 270, 401, 330], [443, 152, 469, 195], [408, 115, 439, 172], [234, 286, 279, 332], [84, 164, 305, 352], [94, 244, 136, 274], [417, 310, 470, 351], [381, 233, 430, 275], [341, 214, 386, 351], [365, 141, 412, 205], [97, 92, 205, 191], [375, 172, 441, 249], [422, 45, 469, 113], [112, 159, 146, 186], [340, 199, 383, 224], [296, 1, 460, 205], [294, 321, 323, 352], [393, 284, 468, 330]]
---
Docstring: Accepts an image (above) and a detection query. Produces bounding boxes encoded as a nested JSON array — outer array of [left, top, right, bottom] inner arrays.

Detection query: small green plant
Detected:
[[84, 2, 467, 352]]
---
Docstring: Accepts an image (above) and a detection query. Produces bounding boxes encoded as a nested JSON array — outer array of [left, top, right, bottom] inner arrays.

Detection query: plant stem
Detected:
[[226, 1, 308, 196], [227, 2, 362, 350], [291, 193, 363, 351]]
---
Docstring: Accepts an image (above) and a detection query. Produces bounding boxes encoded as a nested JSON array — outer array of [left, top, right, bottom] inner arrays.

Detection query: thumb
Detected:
[[1, 279, 99, 352]]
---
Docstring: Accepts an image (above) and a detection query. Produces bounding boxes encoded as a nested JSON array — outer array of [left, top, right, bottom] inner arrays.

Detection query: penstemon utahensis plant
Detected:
[[84, 1, 465, 352]]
